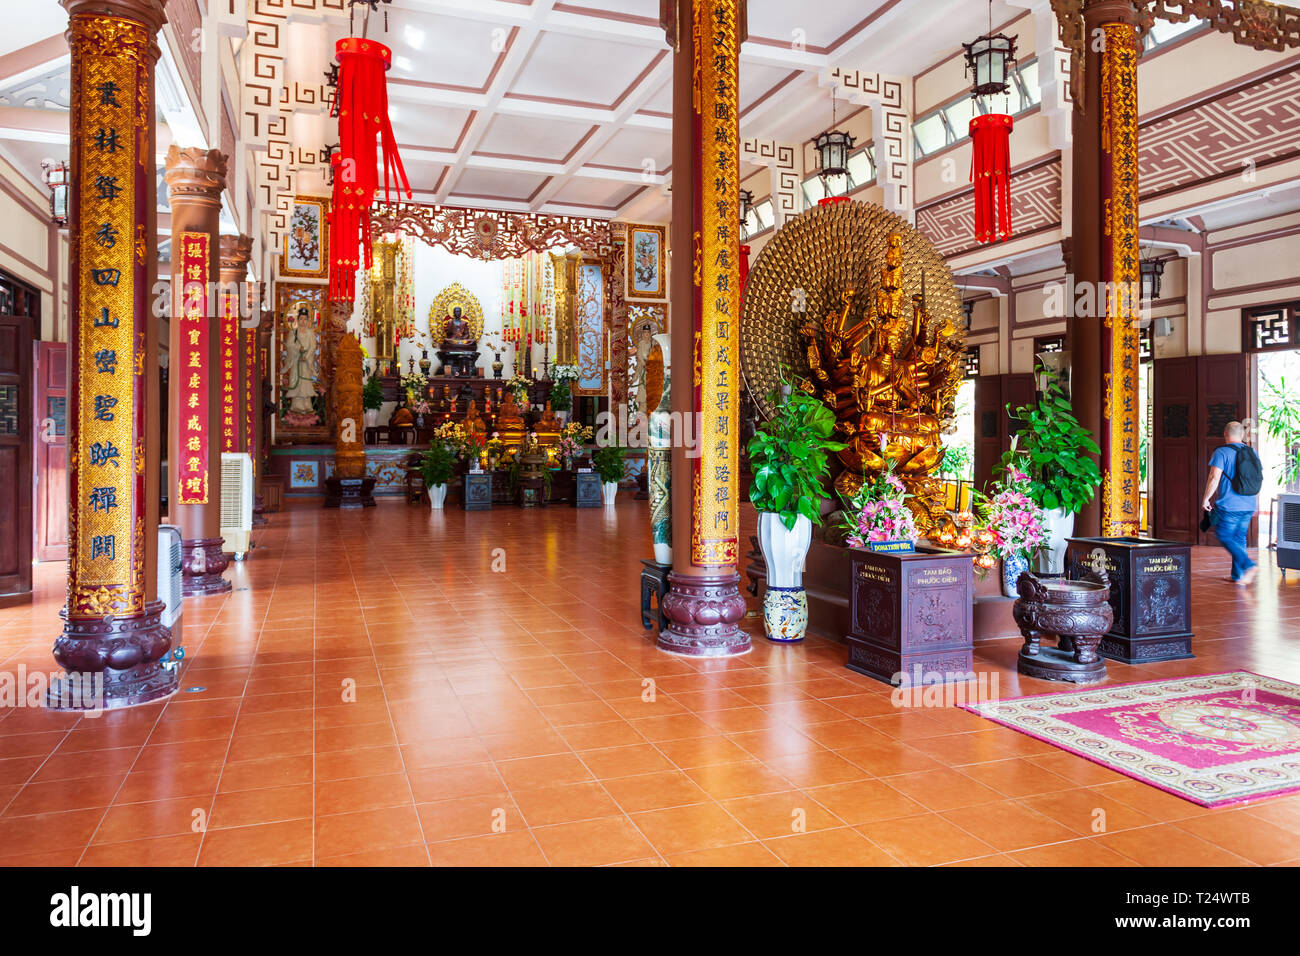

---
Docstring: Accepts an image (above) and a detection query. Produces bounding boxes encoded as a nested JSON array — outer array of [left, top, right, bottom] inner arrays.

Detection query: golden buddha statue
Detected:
[[801, 232, 964, 532], [495, 390, 526, 451], [464, 400, 486, 439]]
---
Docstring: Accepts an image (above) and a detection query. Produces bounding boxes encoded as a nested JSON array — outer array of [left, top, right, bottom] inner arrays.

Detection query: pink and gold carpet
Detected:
[[964, 672, 1300, 807]]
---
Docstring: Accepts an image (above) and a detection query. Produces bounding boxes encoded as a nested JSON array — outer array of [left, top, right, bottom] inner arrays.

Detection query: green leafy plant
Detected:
[[420, 441, 456, 488], [747, 371, 846, 530], [1000, 364, 1101, 514], [591, 445, 626, 484], [938, 443, 973, 482], [362, 372, 384, 412], [550, 378, 572, 413], [1259, 371, 1300, 488]]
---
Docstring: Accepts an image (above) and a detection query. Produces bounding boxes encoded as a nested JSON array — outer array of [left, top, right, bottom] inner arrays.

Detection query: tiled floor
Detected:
[[2, 496, 1300, 866]]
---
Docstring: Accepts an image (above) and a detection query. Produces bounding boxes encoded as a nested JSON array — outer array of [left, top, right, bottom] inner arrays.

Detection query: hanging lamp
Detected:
[[964, 2, 1017, 243]]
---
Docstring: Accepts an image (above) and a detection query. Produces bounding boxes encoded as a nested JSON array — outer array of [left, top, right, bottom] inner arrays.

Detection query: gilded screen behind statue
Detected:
[[740, 200, 965, 532]]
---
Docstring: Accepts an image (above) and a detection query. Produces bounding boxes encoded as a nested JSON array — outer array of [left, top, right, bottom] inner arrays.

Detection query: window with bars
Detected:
[[1139, 324, 1153, 362], [1243, 303, 1300, 353], [963, 346, 980, 380], [1033, 334, 1064, 355]]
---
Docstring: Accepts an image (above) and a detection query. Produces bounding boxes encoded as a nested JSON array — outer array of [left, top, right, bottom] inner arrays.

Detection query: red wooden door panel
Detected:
[[0, 316, 33, 601], [34, 341, 67, 561], [1152, 356, 1198, 543], [1197, 353, 1251, 545]]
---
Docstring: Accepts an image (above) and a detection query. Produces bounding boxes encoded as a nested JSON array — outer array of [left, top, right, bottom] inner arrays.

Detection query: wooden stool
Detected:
[[403, 453, 425, 504], [641, 559, 671, 631]]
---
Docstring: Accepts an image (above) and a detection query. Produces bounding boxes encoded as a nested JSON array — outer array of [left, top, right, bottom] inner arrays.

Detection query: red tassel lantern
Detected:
[[969, 113, 1013, 243], [329, 36, 411, 302]]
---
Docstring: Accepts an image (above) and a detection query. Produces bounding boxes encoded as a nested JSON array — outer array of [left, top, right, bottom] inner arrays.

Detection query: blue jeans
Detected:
[[1213, 508, 1256, 581]]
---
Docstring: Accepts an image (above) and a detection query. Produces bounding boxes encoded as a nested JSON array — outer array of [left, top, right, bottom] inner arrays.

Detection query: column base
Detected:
[[657, 571, 750, 657], [48, 600, 180, 710], [181, 537, 232, 597], [324, 476, 376, 509]]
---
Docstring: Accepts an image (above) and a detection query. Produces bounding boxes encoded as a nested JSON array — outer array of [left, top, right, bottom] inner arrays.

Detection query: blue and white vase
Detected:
[[763, 586, 809, 643], [1001, 553, 1029, 598], [757, 512, 813, 643]]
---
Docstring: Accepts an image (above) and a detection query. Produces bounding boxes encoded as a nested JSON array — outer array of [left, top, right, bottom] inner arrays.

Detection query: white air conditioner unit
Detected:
[[220, 452, 254, 560], [1277, 494, 1300, 579], [157, 523, 184, 671]]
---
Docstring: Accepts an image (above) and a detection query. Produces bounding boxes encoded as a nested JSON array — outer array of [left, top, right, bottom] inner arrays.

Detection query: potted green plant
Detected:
[[550, 378, 572, 423], [747, 374, 845, 643], [1002, 364, 1101, 573], [1259, 371, 1300, 492], [362, 371, 384, 429], [591, 445, 626, 506], [421, 440, 456, 509]]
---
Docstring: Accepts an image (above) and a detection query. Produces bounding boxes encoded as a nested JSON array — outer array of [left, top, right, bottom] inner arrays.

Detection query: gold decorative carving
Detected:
[[740, 201, 965, 533], [333, 335, 366, 479], [371, 202, 612, 261], [429, 281, 485, 343]]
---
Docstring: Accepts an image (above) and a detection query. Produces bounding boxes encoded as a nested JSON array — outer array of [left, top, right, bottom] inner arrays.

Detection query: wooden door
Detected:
[[973, 374, 1002, 495], [0, 316, 33, 602], [34, 341, 67, 561], [974, 373, 1036, 496], [1197, 353, 1251, 544], [1152, 356, 1199, 543]]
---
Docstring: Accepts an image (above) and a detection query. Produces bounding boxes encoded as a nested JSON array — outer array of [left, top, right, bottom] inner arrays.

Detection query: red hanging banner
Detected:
[[219, 290, 239, 453], [175, 232, 210, 505], [329, 37, 412, 302], [244, 320, 256, 468], [969, 113, 1013, 243]]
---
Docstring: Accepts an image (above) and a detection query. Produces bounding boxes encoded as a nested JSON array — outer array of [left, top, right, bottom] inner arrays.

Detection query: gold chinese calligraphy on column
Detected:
[[68, 13, 151, 618], [690, 0, 741, 568], [220, 290, 239, 453], [1101, 22, 1141, 536]]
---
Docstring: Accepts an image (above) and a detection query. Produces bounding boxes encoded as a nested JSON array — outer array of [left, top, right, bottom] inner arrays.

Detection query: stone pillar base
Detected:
[[181, 537, 232, 596], [48, 600, 180, 710], [657, 571, 750, 657], [324, 476, 376, 509]]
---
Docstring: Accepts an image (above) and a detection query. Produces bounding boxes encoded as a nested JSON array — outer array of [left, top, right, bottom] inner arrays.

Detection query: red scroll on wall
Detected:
[[329, 37, 412, 302], [175, 233, 209, 505], [219, 291, 239, 453], [969, 113, 1013, 243]]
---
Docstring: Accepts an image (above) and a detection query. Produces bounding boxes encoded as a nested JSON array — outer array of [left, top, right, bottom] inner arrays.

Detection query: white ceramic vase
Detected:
[[602, 481, 618, 506], [363, 409, 380, 429], [757, 512, 813, 588], [429, 484, 447, 509], [757, 512, 813, 642], [1036, 506, 1075, 574]]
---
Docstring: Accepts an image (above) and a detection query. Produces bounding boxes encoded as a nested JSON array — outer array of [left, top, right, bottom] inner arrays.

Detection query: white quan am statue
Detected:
[[283, 306, 321, 426]]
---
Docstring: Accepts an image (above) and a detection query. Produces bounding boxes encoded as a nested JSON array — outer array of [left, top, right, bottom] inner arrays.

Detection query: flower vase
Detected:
[[429, 484, 447, 509], [416, 414, 425, 429], [756, 512, 812, 643], [363, 409, 379, 429], [763, 587, 809, 644], [492, 354, 503, 378], [419, 350, 432, 377], [1035, 507, 1075, 575], [602, 481, 618, 506], [1001, 553, 1028, 598]]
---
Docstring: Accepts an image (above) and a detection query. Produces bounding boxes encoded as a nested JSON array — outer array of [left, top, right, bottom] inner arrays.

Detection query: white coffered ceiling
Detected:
[[0, 0, 1022, 226]]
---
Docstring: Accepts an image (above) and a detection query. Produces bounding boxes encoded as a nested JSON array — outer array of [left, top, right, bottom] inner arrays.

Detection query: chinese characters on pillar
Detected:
[[220, 291, 239, 453], [70, 19, 149, 618], [690, 0, 741, 568], [244, 320, 257, 473], [1101, 23, 1141, 536], [175, 232, 210, 504]]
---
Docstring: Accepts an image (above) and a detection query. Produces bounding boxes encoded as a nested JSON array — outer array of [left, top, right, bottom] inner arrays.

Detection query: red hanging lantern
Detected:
[[969, 113, 1013, 243], [329, 36, 411, 301]]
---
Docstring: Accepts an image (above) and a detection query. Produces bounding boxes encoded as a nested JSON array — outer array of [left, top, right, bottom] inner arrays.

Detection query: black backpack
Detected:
[[1231, 444, 1263, 496]]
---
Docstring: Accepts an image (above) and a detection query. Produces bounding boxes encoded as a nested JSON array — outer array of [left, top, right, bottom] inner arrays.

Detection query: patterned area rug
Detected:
[[963, 672, 1300, 807]]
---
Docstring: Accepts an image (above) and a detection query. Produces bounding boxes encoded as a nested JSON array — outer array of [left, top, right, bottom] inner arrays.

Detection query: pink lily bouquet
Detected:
[[842, 456, 917, 549], [556, 435, 583, 464], [980, 459, 1047, 562]]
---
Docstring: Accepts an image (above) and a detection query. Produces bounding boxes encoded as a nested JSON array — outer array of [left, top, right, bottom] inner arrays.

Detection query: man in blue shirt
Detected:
[[1201, 421, 1258, 585]]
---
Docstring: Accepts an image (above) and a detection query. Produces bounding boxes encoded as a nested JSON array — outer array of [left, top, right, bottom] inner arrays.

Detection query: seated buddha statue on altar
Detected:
[[801, 232, 964, 533], [464, 400, 487, 440], [437, 305, 479, 378], [389, 401, 415, 429], [495, 389, 526, 451]]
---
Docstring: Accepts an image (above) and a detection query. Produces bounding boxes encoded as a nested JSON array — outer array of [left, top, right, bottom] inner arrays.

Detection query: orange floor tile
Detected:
[[2, 496, 1300, 866]]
